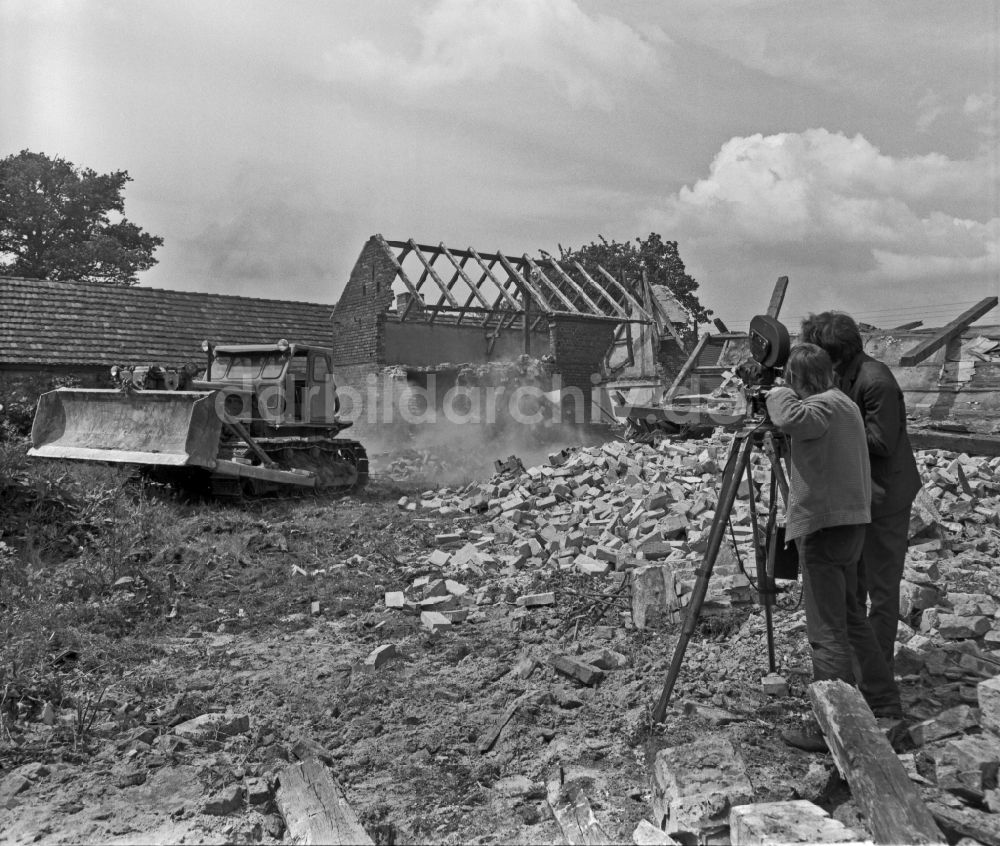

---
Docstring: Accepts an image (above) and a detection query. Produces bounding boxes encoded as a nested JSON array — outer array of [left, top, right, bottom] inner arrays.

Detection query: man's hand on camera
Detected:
[[736, 357, 763, 385]]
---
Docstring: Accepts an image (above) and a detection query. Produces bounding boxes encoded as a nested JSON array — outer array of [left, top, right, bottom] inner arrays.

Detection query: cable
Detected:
[[727, 515, 761, 592]]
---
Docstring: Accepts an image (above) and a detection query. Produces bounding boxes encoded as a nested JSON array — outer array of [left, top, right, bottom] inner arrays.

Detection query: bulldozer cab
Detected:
[[205, 342, 339, 427]]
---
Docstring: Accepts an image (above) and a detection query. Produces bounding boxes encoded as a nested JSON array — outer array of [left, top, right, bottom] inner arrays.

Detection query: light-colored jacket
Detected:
[[765, 386, 871, 541]]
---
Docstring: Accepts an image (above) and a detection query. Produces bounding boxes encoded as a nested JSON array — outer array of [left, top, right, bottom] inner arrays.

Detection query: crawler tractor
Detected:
[[29, 340, 368, 497]]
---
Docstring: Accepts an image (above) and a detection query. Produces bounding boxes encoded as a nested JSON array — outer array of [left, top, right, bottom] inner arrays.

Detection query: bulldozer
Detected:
[[29, 339, 368, 497]]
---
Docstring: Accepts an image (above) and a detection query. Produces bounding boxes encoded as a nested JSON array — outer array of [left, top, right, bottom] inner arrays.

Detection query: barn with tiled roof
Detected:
[[1, 276, 335, 375], [0, 276, 337, 418]]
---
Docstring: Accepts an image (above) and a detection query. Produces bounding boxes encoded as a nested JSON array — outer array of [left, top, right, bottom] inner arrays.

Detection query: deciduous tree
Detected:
[[556, 233, 711, 324], [0, 150, 163, 285]]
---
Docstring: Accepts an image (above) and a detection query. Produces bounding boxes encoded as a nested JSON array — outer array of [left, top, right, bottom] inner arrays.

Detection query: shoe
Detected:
[[875, 716, 908, 751], [780, 727, 829, 753], [871, 706, 904, 719]]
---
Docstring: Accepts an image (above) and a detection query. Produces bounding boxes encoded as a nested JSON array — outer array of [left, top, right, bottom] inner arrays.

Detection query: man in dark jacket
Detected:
[[801, 312, 922, 675]]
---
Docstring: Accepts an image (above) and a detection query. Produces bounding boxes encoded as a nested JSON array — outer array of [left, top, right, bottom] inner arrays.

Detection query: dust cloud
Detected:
[[364, 418, 611, 487]]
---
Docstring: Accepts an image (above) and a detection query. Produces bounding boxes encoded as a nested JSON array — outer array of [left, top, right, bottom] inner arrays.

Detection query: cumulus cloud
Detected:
[[653, 129, 999, 319], [323, 0, 665, 110]]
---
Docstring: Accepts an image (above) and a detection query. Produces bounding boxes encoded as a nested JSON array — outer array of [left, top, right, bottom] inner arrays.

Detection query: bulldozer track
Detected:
[[208, 437, 369, 499]]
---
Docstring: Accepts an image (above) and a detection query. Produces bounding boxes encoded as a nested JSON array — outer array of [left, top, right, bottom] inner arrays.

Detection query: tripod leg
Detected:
[[761, 437, 790, 674], [652, 432, 755, 723], [748, 461, 778, 674], [762, 473, 779, 673]]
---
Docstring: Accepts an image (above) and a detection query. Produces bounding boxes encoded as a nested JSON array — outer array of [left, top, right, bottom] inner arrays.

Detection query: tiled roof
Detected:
[[1, 276, 335, 368]]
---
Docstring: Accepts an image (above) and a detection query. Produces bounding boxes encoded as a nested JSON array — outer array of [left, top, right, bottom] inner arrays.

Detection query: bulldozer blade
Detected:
[[29, 388, 224, 468]]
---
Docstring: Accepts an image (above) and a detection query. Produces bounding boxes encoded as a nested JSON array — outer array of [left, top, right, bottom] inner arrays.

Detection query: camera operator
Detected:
[[801, 312, 921, 676], [765, 343, 902, 751]]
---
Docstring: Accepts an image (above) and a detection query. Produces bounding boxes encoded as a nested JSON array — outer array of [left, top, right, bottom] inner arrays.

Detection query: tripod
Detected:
[[652, 419, 790, 723]]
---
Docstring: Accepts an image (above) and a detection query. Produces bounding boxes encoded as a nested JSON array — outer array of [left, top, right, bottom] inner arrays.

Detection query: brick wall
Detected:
[[548, 316, 616, 425], [383, 320, 550, 366], [330, 236, 396, 367]]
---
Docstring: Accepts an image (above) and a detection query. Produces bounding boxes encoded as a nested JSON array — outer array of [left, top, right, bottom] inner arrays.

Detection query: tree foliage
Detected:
[[557, 233, 711, 324], [0, 150, 163, 286]]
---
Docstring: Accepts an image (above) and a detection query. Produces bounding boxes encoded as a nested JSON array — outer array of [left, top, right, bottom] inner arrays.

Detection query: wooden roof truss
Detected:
[[378, 236, 652, 334]]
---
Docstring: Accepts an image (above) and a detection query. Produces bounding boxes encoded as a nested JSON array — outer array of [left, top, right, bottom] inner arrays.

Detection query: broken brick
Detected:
[[549, 654, 604, 686], [364, 644, 397, 669]]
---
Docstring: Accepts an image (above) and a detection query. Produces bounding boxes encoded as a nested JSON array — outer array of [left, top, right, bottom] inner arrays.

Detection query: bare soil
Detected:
[[0, 451, 970, 845]]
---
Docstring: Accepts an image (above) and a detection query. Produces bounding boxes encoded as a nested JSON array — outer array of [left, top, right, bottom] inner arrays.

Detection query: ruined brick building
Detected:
[[328, 235, 690, 441]]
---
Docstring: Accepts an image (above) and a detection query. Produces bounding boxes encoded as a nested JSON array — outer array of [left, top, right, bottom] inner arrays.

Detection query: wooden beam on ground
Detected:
[[891, 320, 923, 331], [765, 276, 789, 319], [548, 782, 609, 845], [276, 757, 374, 845], [900, 297, 998, 366], [478, 691, 532, 754], [908, 428, 1000, 457], [808, 680, 945, 845]]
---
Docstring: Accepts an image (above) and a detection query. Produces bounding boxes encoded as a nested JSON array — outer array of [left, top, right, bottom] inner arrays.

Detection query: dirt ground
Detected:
[[0, 442, 978, 845]]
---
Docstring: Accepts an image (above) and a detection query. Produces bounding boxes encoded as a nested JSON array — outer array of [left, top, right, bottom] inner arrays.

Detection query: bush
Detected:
[[0, 373, 82, 440]]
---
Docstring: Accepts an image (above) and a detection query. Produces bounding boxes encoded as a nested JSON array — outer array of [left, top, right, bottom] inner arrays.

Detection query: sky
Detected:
[[2, 0, 998, 331]]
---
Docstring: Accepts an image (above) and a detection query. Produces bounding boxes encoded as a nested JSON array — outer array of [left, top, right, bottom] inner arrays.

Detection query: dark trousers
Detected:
[[858, 506, 911, 672], [796, 524, 901, 716]]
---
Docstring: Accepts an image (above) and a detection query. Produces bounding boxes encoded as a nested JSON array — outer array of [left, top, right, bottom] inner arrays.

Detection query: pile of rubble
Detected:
[[375, 447, 491, 483], [386, 429, 1000, 843], [396, 438, 791, 635], [395, 432, 1000, 665]]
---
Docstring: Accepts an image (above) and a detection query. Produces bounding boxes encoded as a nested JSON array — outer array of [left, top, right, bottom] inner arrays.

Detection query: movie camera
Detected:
[[736, 314, 791, 418]]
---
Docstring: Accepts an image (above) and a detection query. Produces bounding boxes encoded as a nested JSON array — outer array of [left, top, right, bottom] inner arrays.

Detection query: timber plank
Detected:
[[765, 275, 788, 319], [276, 757, 374, 845], [808, 680, 945, 845], [548, 782, 609, 845], [477, 690, 533, 754], [900, 297, 998, 366], [908, 428, 1000, 457]]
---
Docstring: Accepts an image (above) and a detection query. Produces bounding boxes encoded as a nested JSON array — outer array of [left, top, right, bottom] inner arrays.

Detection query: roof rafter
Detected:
[[543, 254, 608, 317], [523, 255, 577, 312], [407, 239, 460, 321]]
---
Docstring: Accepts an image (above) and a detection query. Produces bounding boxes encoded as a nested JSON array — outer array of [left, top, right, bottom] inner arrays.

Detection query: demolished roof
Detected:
[[376, 235, 657, 326]]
